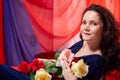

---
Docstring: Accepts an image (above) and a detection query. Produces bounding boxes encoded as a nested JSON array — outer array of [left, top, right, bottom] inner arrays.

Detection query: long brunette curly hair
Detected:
[[81, 3, 120, 78]]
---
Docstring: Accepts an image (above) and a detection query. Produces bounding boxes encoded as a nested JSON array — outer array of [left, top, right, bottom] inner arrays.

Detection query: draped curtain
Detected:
[[0, 0, 120, 65], [2, 0, 41, 66], [0, 0, 6, 64]]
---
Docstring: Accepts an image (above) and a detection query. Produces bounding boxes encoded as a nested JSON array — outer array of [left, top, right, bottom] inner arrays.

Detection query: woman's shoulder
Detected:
[[69, 40, 83, 53], [76, 54, 104, 68]]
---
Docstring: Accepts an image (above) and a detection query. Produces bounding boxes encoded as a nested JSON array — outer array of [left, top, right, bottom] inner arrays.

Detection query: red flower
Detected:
[[52, 73, 60, 80], [19, 61, 31, 74], [31, 58, 44, 72], [70, 57, 79, 67], [72, 57, 79, 62]]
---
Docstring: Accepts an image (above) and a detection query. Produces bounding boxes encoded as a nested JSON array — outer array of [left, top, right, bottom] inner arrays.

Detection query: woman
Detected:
[[60, 4, 120, 80], [0, 4, 120, 80]]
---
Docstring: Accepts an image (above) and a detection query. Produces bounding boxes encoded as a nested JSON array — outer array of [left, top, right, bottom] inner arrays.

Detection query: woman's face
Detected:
[[80, 10, 103, 42]]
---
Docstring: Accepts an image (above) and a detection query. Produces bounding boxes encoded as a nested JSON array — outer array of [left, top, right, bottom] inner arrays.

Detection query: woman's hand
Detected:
[[57, 49, 77, 80], [61, 61, 77, 80]]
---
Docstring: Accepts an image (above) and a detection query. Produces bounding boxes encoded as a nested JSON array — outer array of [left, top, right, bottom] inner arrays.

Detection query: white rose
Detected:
[[71, 59, 89, 79], [35, 68, 52, 80]]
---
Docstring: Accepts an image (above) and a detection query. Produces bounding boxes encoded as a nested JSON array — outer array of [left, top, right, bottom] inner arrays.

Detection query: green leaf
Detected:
[[47, 67, 58, 73], [57, 74, 63, 78], [44, 61, 55, 68], [29, 72, 35, 80], [42, 53, 63, 79], [54, 52, 61, 60], [55, 67, 63, 78]]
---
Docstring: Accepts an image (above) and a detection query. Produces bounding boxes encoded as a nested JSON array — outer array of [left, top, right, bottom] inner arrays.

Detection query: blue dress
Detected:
[[69, 40, 104, 80], [0, 65, 29, 80]]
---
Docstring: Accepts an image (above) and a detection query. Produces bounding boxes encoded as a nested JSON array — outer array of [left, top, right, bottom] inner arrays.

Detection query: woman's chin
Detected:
[[82, 38, 92, 41]]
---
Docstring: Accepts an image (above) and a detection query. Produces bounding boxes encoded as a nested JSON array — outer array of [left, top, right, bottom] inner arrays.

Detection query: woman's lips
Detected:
[[83, 32, 91, 35]]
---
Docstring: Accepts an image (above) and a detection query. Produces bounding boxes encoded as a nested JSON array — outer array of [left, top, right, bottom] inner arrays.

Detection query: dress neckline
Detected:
[[74, 54, 102, 58]]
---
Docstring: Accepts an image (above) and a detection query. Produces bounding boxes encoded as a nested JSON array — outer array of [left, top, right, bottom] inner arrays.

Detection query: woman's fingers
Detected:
[[61, 59, 69, 69]]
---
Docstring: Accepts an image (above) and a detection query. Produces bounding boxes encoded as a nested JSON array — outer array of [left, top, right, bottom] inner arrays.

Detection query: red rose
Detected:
[[73, 57, 79, 62], [31, 59, 44, 72], [19, 61, 31, 74], [52, 73, 60, 80]]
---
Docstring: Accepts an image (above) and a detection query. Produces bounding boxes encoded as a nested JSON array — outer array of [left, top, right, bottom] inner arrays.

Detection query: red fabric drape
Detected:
[[0, 0, 6, 64], [23, 0, 120, 52], [23, 0, 87, 51]]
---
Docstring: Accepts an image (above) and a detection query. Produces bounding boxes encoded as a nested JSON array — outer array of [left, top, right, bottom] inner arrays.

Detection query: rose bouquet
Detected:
[[17, 52, 62, 80], [16, 49, 89, 80]]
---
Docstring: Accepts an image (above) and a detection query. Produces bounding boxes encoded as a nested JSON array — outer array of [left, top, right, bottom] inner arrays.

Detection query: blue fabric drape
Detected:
[[3, 0, 41, 66]]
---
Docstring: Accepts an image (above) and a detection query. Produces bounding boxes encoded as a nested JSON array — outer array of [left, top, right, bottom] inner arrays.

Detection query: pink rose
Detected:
[[57, 49, 74, 67]]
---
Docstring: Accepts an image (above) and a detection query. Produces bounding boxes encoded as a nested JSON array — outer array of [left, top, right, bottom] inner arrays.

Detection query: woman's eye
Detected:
[[93, 23, 97, 25], [82, 21, 86, 25], [92, 22, 97, 26]]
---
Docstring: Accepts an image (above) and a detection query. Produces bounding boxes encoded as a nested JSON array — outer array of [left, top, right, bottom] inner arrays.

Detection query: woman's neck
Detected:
[[83, 41, 101, 51], [74, 40, 102, 57]]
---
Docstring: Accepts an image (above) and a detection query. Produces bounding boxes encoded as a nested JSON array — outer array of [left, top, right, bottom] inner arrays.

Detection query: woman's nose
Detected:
[[84, 24, 90, 31]]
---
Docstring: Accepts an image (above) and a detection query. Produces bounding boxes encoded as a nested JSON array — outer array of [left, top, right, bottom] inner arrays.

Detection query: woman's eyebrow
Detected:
[[89, 20, 96, 23]]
